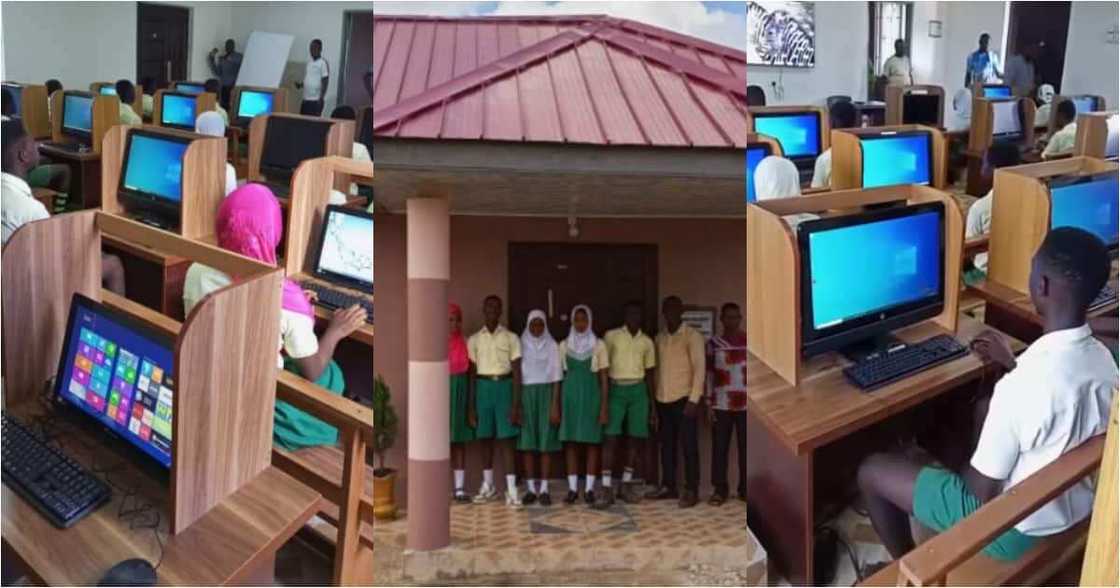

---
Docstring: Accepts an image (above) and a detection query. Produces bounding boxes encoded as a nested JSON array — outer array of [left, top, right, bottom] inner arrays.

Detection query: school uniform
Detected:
[[603, 327, 656, 438], [300, 57, 330, 116], [517, 310, 562, 453], [1043, 121, 1077, 158], [810, 148, 832, 189], [448, 311, 474, 445], [1, 172, 49, 245], [654, 323, 706, 493], [468, 324, 521, 440], [913, 324, 1116, 560], [118, 102, 142, 126], [559, 310, 610, 444], [214, 104, 230, 126]]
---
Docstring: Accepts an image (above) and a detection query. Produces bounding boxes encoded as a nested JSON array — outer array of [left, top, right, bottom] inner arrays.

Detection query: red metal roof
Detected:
[[372, 14, 747, 148]]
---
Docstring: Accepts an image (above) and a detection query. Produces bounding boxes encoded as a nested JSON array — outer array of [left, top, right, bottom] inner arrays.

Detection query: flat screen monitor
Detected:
[[1050, 172, 1119, 249], [902, 93, 940, 126], [991, 100, 1022, 138], [160, 93, 196, 130], [746, 143, 773, 203], [236, 90, 274, 120], [2, 83, 21, 115], [859, 132, 932, 188], [752, 112, 821, 160], [119, 130, 191, 208], [798, 203, 945, 357], [99, 86, 117, 96], [1072, 96, 1097, 115], [175, 82, 205, 95], [61, 92, 94, 139], [313, 205, 374, 291], [54, 293, 175, 468], [1105, 114, 1119, 160], [983, 85, 1012, 98], [260, 116, 332, 176]]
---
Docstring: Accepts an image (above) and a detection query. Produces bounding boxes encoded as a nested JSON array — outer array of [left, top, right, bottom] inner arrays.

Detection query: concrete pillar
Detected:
[[405, 196, 451, 551]]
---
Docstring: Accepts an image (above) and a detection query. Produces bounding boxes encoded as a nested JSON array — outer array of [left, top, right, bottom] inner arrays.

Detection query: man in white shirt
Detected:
[[1, 120, 49, 245], [1043, 99, 1078, 159], [857, 227, 1116, 562], [883, 39, 913, 87], [296, 39, 330, 117]]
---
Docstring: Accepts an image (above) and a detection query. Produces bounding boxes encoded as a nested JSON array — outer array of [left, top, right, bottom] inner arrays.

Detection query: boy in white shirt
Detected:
[[811, 101, 857, 189], [857, 227, 1116, 562], [296, 39, 330, 117], [1042, 99, 1078, 159], [115, 80, 142, 126]]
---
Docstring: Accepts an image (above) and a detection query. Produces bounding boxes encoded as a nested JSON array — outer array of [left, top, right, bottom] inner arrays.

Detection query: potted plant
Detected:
[[372, 375, 399, 520]]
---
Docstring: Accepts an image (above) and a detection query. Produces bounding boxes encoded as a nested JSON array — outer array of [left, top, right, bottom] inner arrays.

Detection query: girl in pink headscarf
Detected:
[[449, 303, 474, 502], [182, 183, 367, 450]]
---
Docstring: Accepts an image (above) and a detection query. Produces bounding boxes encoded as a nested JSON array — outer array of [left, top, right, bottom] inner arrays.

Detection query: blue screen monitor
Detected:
[[119, 131, 191, 206], [746, 143, 773, 203], [62, 92, 94, 139], [175, 82, 205, 95], [1050, 172, 1119, 249], [798, 203, 945, 357], [982, 85, 1012, 98], [236, 90, 274, 120], [859, 132, 932, 188], [1072, 96, 1097, 115], [160, 93, 197, 129], [54, 293, 175, 468], [99, 86, 117, 96], [2, 83, 21, 115], [753, 112, 821, 160]]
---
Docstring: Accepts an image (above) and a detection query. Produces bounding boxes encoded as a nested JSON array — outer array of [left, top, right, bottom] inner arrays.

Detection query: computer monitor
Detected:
[[159, 93, 197, 130], [99, 85, 117, 96], [1049, 172, 1119, 249], [1072, 96, 1097, 115], [859, 131, 932, 188], [260, 116, 332, 179], [236, 90, 274, 122], [54, 293, 175, 468], [752, 112, 821, 161], [798, 202, 945, 357], [991, 100, 1022, 139], [61, 92, 94, 141], [312, 205, 374, 291], [175, 82, 206, 95], [2, 82, 21, 115], [1105, 114, 1119, 160], [118, 130, 191, 214], [982, 85, 1012, 99], [902, 93, 940, 126], [746, 143, 772, 203]]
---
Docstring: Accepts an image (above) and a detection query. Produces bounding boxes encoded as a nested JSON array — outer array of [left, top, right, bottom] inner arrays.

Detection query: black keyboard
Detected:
[[843, 334, 969, 391], [1089, 284, 1117, 311], [1, 413, 111, 528], [300, 282, 373, 323], [42, 141, 85, 153]]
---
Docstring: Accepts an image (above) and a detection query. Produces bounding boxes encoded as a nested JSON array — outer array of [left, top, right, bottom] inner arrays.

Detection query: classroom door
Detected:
[[508, 243, 659, 342], [136, 3, 190, 90], [1007, 1, 1072, 93]]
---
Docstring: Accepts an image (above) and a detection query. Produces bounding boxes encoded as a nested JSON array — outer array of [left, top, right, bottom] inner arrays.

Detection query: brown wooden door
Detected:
[[1008, 1, 1072, 93], [137, 3, 190, 90], [508, 243, 658, 342]]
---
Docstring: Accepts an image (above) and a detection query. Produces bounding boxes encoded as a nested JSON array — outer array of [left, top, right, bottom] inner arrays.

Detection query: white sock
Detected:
[[483, 469, 494, 488], [539, 479, 549, 494], [568, 475, 579, 491], [602, 472, 612, 487], [506, 474, 517, 493], [586, 475, 597, 492], [454, 469, 465, 492], [527, 479, 538, 493], [622, 467, 634, 484]]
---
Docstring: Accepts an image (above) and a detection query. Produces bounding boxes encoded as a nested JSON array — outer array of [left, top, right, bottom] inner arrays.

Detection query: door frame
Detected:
[[136, 2, 191, 89]]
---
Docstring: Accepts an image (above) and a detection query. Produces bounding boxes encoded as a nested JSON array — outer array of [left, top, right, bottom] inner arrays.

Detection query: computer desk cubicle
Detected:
[[1074, 111, 1119, 159], [40, 92, 119, 210]]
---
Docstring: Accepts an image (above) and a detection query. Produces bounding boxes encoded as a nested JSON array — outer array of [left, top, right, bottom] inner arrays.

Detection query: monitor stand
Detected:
[[839, 332, 906, 363], [129, 210, 176, 232]]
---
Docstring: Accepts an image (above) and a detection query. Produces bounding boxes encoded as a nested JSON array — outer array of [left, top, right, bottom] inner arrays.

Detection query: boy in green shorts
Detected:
[[599, 301, 657, 509], [468, 295, 524, 507], [857, 228, 1117, 566]]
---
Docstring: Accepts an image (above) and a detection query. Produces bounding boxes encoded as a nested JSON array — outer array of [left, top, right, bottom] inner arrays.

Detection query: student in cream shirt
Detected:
[[1043, 99, 1078, 159], [1, 121, 50, 245]]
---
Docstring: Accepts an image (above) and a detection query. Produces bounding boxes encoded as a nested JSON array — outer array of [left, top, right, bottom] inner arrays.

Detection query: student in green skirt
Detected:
[[558, 305, 610, 505], [517, 309, 562, 506], [449, 303, 474, 503]]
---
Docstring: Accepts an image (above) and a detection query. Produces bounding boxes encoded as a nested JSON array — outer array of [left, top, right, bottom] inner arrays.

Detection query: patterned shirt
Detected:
[[706, 331, 747, 411]]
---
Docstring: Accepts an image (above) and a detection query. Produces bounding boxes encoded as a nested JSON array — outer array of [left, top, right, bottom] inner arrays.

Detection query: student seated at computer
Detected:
[[1, 89, 72, 196], [194, 111, 238, 196], [964, 142, 1021, 278], [1042, 99, 1078, 159], [856, 227, 1117, 569], [114, 80, 142, 126], [754, 155, 819, 229], [182, 183, 368, 450], [811, 101, 858, 189], [328, 105, 371, 197], [950, 87, 973, 131], [204, 78, 229, 125], [1, 120, 125, 294]]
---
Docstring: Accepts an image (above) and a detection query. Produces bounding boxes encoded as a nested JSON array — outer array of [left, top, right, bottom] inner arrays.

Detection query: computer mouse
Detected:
[[97, 558, 156, 586]]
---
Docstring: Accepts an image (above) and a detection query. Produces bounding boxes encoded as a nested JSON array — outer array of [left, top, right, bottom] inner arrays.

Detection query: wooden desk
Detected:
[[38, 144, 101, 210], [1, 400, 321, 586], [746, 316, 1021, 585], [102, 234, 194, 321], [969, 270, 1119, 344]]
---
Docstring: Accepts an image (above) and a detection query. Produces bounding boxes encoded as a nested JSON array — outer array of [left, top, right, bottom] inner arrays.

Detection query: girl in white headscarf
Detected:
[[194, 110, 238, 197], [556, 304, 611, 505], [1034, 83, 1055, 127], [754, 156, 819, 229], [517, 309, 562, 506]]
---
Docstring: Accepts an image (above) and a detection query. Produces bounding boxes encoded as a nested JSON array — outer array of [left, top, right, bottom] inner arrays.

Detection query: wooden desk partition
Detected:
[[747, 106, 830, 155], [830, 125, 948, 190], [1074, 110, 1118, 159], [5, 83, 51, 138], [49, 92, 118, 154], [1048, 95, 1107, 135], [885, 85, 944, 127], [746, 185, 963, 385], [100, 125, 226, 240], [89, 82, 144, 116], [231, 85, 288, 118], [967, 97, 1036, 154], [987, 157, 1119, 294], [151, 89, 217, 130], [1, 211, 284, 534], [248, 113, 355, 193]]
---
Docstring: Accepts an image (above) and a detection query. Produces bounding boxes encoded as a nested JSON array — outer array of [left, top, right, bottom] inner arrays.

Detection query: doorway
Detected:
[[136, 3, 190, 90], [1007, 1, 1072, 93], [340, 10, 374, 109]]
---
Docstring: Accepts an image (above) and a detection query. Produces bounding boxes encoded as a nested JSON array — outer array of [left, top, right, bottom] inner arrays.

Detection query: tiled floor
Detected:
[[374, 485, 766, 586]]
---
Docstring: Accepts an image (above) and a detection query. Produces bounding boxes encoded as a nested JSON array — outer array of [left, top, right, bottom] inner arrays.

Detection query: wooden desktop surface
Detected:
[[747, 315, 1024, 456], [1, 400, 321, 586]]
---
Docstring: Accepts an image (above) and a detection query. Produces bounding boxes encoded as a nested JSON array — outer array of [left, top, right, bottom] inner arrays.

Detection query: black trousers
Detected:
[[656, 397, 699, 492], [220, 85, 234, 110], [711, 409, 746, 497], [300, 99, 324, 116]]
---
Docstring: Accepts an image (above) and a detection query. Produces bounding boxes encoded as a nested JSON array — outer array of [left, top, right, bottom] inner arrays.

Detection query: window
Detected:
[[869, 2, 913, 76]]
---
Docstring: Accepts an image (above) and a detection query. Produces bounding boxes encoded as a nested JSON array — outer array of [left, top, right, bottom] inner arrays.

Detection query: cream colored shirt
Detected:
[[119, 103, 142, 126], [349, 142, 371, 195], [214, 104, 230, 125], [468, 325, 521, 376], [1043, 121, 1077, 159], [559, 339, 610, 373], [966, 189, 993, 271], [655, 323, 706, 404], [811, 147, 832, 189], [604, 327, 656, 381], [883, 55, 912, 86], [1, 172, 49, 245], [142, 94, 154, 117]]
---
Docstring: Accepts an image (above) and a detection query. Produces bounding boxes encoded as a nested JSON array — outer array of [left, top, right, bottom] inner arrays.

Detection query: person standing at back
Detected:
[[883, 39, 913, 87], [208, 39, 242, 110], [297, 39, 330, 117], [965, 33, 1003, 87]]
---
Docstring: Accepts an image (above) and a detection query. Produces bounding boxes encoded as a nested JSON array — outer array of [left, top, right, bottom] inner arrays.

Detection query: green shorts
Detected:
[[913, 467, 1038, 561], [605, 381, 649, 439], [517, 383, 560, 452], [474, 377, 519, 440]]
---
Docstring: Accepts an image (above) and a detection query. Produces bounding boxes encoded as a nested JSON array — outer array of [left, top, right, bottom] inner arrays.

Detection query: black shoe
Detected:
[[584, 489, 596, 505], [453, 491, 472, 504], [564, 490, 579, 505], [645, 485, 678, 500], [593, 489, 616, 510], [522, 491, 538, 506], [539, 492, 552, 507]]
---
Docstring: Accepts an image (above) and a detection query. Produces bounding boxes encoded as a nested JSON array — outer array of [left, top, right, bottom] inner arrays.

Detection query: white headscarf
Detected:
[[564, 304, 597, 361], [195, 110, 226, 137], [754, 156, 801, 201], [1037, 83, 1055, 105], [520, 309, 562, 385]]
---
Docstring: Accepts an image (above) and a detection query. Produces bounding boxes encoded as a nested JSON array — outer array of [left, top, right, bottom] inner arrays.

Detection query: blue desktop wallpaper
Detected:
[[754, 113, 820, 158], [100, 86, 117, 95], [161, 94, 196, 127], [237, 91, 274, 118], [63, 95, 93, 131], [807, 211, 942, 330], [860, 134, 931, 188], [176, 83, 205, 95], [123, 135, 189, 202], [983, 86, 1011, 98], [1073, 96, 1096, 114], [1051, 175, 1119, 246], [746, 145, 768, 202]]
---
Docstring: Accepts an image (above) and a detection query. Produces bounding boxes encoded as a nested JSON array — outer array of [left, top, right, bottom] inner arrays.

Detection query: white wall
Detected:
[[1061, 1, 1119, 109]]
